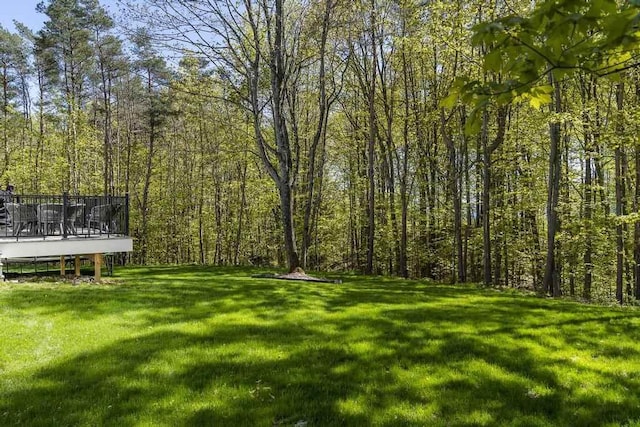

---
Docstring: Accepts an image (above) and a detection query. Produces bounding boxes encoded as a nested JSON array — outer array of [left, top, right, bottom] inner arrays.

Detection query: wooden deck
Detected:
[[0, 234, 132, 258], [0, 194, 132, 279], [0, 234, 133, 280]]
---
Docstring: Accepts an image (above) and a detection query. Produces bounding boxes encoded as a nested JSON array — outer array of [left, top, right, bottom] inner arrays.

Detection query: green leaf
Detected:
[[465, 111, 481, 135], [587, 0, 617, 17], [484, 49, 503, 72], [605, 72, 622, 82], [529, 95, 547, 109], [440, 90, 459, 110], [527, 85, 553, 109], [464, 101, 488, 136]]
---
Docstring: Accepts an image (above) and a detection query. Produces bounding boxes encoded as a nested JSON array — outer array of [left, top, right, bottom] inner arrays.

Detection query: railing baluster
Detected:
[[63, 192, 68, 239]]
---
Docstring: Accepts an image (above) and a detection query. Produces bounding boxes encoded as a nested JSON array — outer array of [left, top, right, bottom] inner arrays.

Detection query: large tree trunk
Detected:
[[273, 0, 300, 272], [543, 77, 562, 297], [278, 180, 300, 272], [246, 0, 302, 272]]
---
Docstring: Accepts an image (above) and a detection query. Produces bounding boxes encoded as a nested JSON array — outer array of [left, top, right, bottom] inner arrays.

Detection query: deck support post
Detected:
[[94, 253, 102, 281], [75, 256, 81, 277], [60, 255, 65, 276]]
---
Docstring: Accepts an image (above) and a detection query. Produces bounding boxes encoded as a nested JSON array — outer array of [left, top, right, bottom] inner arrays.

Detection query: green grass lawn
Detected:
[[1, 266, 640, 426]]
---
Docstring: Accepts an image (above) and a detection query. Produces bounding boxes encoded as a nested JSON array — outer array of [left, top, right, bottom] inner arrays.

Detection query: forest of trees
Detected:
[[2, 0, 640, 303]]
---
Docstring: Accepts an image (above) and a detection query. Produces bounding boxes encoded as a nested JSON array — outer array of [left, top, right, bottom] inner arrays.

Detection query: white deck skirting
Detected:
[[0, 235, 133, 259]]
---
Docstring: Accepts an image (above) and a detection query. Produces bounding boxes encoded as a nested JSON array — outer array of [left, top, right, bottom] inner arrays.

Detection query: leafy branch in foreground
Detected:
[[443, 0, 640, 129]]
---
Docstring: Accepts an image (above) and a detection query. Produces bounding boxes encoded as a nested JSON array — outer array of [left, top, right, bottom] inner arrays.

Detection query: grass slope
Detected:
[[1, 266, 640, 426]]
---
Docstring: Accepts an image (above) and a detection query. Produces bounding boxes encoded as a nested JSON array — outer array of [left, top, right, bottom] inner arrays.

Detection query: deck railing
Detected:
[[0, 194, 129, 240]]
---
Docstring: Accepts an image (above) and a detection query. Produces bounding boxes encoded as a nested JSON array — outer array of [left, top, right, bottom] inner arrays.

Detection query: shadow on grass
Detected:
[[1, 266, 640, 426], [1, 326, 368, 426], [1, 265, 292, 325]]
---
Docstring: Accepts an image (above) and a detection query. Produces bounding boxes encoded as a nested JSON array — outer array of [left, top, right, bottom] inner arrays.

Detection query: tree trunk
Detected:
[[481, 109, 492, 285], [279, 180, 300, 272], [365, 0, 377, 275], [615, 82, 625, 304], [2, 65, 8, 175], [441, 108, 464, 282], [99, 47, 113, 196], [234, 161, 248, 265], [139, 70, 156, 265], [635, 78, 640, 301], [635, 135, 640, 300], [584, 136, 593, 300], [246, 0, 302, 272], [399, 70, 410, 277], [301, 0, 333, 269], [481, 105, 507, 285], [543, 76, 562, 297]]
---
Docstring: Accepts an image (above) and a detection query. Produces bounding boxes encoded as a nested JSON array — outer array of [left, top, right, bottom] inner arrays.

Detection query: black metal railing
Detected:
[[0, 193, 129, 240]]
